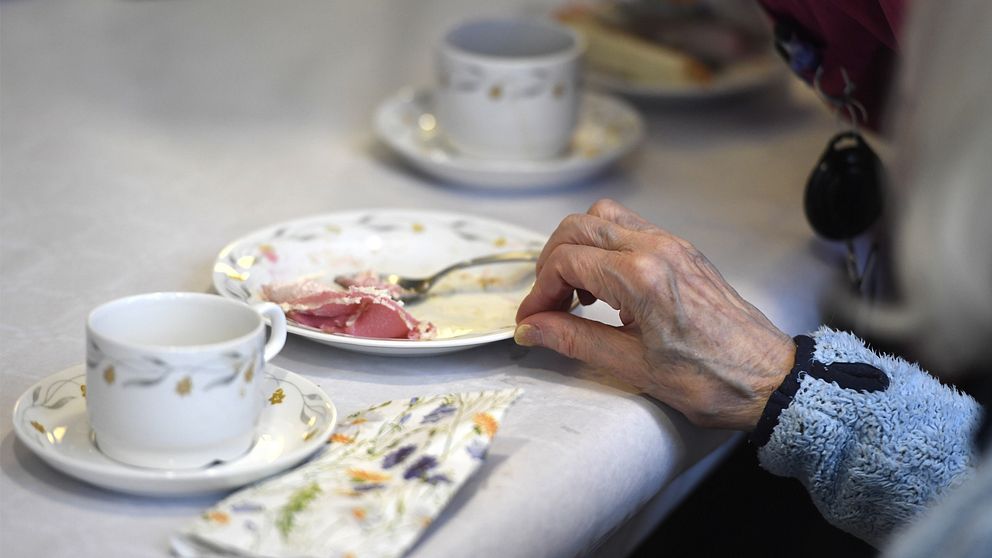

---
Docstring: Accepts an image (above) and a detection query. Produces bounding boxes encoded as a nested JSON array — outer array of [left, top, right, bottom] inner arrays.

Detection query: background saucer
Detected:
[[12, 364, 337, 496], [374, 88, 643, 189]]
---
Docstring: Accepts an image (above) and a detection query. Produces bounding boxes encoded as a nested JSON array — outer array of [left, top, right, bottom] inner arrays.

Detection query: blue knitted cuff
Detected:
[[750, 334, 889, 448]]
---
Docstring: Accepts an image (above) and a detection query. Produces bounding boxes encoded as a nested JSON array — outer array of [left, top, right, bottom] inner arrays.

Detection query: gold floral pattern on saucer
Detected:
[[12, 364, 336, 496]]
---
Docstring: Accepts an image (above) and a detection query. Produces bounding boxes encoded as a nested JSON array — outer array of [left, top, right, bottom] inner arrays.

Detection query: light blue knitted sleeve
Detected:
[[757, 327, 983, 548]]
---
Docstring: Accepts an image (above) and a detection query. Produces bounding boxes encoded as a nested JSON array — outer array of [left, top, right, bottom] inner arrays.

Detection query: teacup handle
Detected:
[[252, 302, 287, 362]]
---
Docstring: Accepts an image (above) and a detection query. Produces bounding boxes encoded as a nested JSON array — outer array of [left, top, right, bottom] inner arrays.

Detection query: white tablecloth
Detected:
[[0, 1, 848, 556]]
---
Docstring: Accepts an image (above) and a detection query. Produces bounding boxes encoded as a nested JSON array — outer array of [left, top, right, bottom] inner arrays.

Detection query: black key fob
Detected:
[[804, 131, 885, 240]]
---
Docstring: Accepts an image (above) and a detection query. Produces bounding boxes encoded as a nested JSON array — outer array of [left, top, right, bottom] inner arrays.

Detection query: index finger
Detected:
[[535, 213, 636, 279], [518, 243, 630, 323], [586, 198, 659, 232]]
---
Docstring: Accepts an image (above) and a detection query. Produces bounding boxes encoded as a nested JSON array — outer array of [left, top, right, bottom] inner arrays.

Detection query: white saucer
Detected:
[[374, 87, 644, 189], [12, 364, 337, 497]]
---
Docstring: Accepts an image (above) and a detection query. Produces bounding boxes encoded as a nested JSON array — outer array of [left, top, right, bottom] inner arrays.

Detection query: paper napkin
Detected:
[[173, 388, 522, 558]]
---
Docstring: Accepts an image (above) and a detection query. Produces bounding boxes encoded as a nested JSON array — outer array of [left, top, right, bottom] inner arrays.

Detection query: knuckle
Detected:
[[653, 236, 700, 265], [560, 213, 586, 231], [627, 253, 659, 279], [678, 237, 697, 251], [597, 221, 626, 247], [677, 238, 701, 258], [653, 236, 682, 257], [588, 198, 619, 216], [549, 238, 581, 262], [548, 243, 575, 267], [664, 232, 697, 253]]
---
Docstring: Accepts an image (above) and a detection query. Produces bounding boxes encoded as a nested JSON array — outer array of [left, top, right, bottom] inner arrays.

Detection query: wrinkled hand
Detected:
[[515, 199, 796, 431]]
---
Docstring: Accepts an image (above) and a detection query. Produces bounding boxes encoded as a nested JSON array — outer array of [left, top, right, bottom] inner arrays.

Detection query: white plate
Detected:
[[12, 364, 337, 497], [374, 87, 643, 190], [213, 209, 547, 356], [585, 53, 786, 100]]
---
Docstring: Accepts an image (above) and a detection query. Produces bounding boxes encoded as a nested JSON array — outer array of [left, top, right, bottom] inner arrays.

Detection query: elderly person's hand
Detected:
[[515, 199, 796, 430]]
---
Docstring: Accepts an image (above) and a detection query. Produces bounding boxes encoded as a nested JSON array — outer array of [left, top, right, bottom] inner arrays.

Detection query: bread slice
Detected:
[[557, 7, 712, 85]]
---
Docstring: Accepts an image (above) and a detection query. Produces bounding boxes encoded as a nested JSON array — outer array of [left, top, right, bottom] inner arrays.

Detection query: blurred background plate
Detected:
[[559, 0, 787, 100], [585, 54, 786, 100]]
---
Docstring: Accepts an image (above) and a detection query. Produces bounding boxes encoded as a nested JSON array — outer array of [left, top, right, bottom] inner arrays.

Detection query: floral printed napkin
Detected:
[[173, 389, 522, 558]]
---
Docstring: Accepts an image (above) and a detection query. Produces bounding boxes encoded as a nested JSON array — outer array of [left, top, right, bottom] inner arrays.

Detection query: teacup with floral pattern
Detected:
[[85, 292, 286, 469], [436, 17, 584, 160]]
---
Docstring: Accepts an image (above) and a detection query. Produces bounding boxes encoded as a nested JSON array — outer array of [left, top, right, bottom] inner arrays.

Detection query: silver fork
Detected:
[[335, 250, 541, 304]]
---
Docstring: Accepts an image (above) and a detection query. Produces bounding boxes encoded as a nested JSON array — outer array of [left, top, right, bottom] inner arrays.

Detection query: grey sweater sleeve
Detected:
[[757, 327, 983, 548]]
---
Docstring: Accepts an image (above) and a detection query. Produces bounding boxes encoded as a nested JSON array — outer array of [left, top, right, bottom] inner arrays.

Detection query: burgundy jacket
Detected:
[[758, 0, 906, 130]]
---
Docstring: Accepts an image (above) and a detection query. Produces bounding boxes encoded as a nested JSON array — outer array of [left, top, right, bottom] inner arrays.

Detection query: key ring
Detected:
[[809, 65, 882, 296], [773, 20, 885, 296], [813, 66, 869, 133]]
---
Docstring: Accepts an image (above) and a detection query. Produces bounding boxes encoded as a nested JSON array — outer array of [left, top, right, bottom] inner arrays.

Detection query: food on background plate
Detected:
[[556, 1, 770, 87], [262, 279, 437, 340], [558, 5, 712, 86]]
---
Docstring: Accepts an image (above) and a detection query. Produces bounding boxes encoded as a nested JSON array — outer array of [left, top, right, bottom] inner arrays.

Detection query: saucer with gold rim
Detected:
[[12, 364, 337, 497], [374, 87, 644, 189]]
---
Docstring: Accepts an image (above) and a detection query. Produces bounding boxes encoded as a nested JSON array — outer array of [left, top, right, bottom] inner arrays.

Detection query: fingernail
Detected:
[[514, 324, 543, 347]]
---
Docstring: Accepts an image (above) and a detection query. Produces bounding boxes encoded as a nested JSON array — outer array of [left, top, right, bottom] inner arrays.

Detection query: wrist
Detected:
[[743, 335, 797, 432]]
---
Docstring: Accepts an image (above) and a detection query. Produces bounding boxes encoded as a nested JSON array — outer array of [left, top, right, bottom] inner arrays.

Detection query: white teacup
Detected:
[[436, 17, 584, 160], [85, 292, 287, 470]]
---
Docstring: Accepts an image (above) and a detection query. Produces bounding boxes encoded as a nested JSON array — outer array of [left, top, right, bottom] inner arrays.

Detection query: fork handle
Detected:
[[426, 250, 541, 288]]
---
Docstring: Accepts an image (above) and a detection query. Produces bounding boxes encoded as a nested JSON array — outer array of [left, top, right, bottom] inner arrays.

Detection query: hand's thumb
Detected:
[[514, 311, 637, 367]]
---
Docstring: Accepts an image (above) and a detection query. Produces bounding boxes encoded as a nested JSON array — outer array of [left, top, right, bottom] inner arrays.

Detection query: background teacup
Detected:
[[435, 17, 584, 160], [85, 292, 287, 469]]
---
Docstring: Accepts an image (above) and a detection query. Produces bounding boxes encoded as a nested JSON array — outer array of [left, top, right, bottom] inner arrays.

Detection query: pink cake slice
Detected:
[[261, 279, 436, 340], [333, 270, 407, 299]]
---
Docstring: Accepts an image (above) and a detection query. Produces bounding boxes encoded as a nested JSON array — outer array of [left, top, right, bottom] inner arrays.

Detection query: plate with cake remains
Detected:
[[556, 1, 786, 100], [213, 210, 547, 356]]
